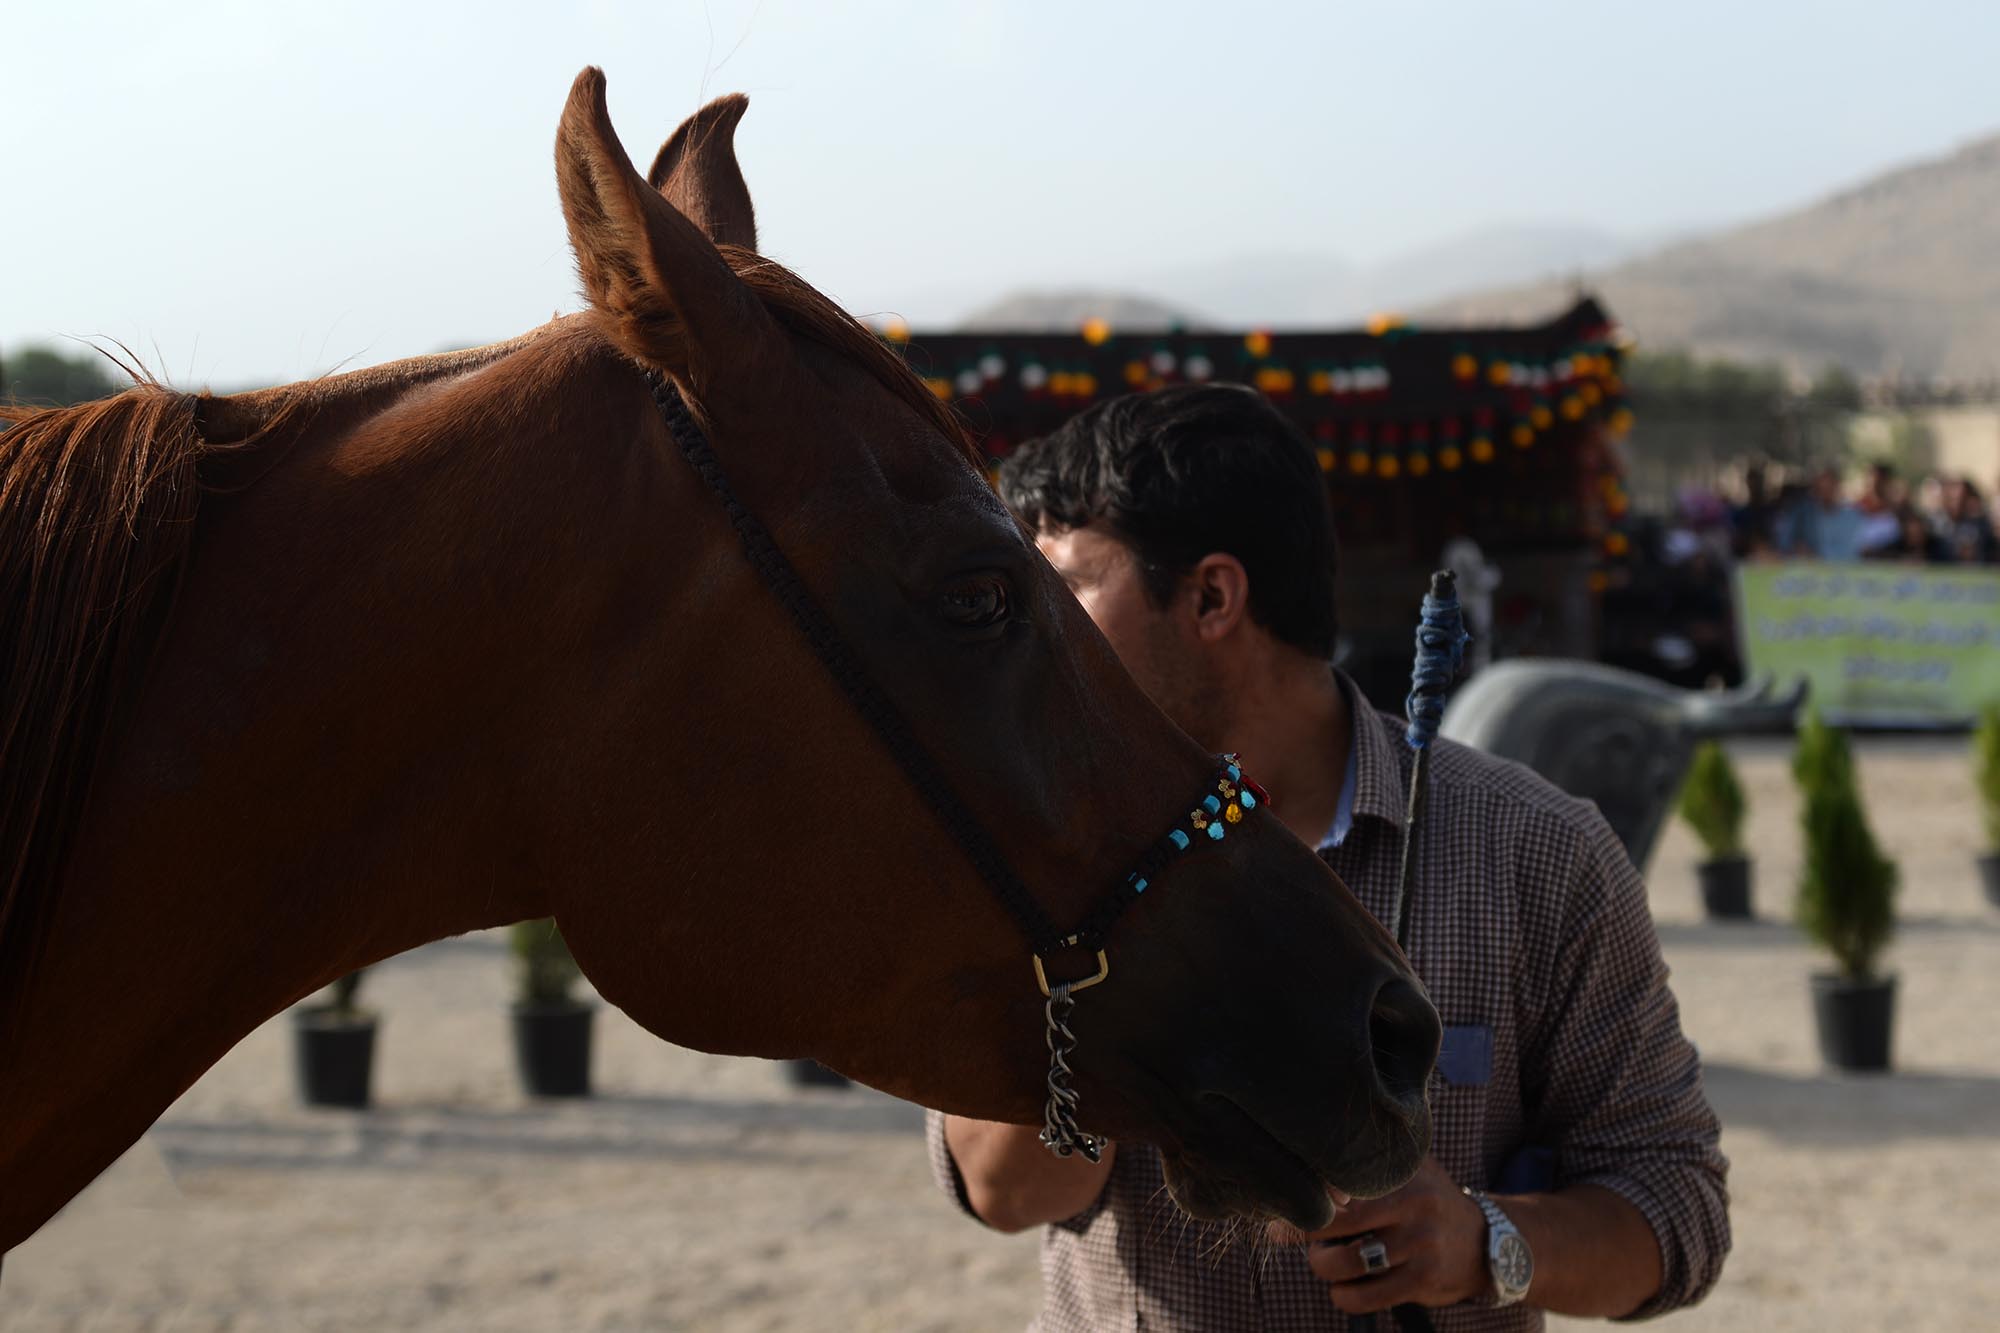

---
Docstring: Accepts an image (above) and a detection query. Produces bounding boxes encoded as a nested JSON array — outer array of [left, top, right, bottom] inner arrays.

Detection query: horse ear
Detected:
[[555, 69, 779, 388], [646, 94, 757, 251]]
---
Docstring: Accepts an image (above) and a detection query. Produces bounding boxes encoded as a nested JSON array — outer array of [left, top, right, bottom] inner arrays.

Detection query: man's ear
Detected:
[[647, 93, 757, 250], [555, 69, 781, 394], [1188, 553, 1252, 643]]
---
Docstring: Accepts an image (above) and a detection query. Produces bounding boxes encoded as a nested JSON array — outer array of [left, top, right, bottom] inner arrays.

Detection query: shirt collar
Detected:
[[1315, 738, 1360, 851], [1334, 668, 1410, 833]]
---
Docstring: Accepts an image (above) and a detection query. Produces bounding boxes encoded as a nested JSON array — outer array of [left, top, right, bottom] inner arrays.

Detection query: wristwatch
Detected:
[[1465, 1188, 1533, 1306]]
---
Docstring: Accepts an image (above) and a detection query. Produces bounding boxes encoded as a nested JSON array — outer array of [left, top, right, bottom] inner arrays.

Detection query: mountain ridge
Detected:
[[1420, 130, 2000, 378], [955, 131, 2000, 378]]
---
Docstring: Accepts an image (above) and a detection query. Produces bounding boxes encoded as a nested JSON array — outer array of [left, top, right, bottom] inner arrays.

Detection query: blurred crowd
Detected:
[[1599, 460, 1998, 687], [1669, 461, 2000, 568]]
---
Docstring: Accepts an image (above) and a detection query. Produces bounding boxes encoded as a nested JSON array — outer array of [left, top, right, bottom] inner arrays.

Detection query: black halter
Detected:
[[649, 374, 1262, 1154]]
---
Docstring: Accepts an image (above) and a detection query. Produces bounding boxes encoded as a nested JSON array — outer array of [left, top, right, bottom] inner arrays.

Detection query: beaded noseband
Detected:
[[648, 375, 1269, 1157], [1034, 754, 1268, 1160]]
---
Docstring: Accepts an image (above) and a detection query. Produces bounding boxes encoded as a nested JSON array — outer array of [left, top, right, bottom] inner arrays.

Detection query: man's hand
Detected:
[[1266, 1156, 1488, 1315]]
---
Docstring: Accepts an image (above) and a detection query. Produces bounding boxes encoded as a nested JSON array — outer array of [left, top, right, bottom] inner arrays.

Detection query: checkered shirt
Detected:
[[926, 674, 1730, 1331]]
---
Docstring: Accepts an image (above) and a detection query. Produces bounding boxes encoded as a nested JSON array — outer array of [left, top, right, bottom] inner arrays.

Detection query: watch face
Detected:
[[1494, 1233, 1533, 1293]]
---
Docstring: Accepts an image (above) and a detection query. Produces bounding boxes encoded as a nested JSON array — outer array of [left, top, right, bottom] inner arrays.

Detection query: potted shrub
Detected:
[[510, 918, 593, 1097], [1976, 703, 2000, 910], [292, 969, 377, 1108], [1678, 740, 1752, 919], [1793, 711, 1899, 1071]]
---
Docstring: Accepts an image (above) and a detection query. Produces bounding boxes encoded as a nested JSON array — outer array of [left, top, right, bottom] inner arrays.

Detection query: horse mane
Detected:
[[0, 382, 223, 1014]]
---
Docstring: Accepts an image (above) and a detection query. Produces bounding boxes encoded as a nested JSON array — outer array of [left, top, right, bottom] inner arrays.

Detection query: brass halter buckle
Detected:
[[1032, 939, 1110, 997]]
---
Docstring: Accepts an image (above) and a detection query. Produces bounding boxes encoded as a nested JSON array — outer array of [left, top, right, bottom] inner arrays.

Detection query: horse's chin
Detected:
[[1157, 1094, 1431, 1231], [1162, 1150, 1334, 1231]]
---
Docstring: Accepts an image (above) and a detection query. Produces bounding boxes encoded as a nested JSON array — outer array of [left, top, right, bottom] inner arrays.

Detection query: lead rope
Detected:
[[647, 375, 1068, 954], [1362, 570, 1467, 1333]]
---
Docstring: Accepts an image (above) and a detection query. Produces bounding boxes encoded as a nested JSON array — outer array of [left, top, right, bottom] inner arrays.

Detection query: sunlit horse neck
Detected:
[[0, 70, 1434, 1255]]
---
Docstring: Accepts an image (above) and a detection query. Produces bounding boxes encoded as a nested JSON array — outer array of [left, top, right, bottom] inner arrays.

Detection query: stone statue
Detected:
[[1439, 661, 1805, 872]]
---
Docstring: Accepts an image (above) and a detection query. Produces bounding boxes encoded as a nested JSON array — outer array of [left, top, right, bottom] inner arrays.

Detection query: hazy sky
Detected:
[[6, 0, 1998, 387]]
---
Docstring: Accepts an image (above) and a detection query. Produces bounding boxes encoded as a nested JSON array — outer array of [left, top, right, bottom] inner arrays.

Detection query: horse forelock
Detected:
[[713, 245, 980, 472]]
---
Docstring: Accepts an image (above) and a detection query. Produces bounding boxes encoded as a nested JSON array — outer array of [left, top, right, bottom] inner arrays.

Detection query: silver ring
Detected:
[[1357, 1235, 1390, 1274]]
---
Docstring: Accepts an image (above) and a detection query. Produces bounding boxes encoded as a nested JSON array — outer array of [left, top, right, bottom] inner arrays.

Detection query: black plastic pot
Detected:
[[512, 1001, 594, 1097], [782, 1059, 851, 1089], [1811, 973, 1896, 1072], [1978, 853, 2000, 911], [1696, 855, 1754, 920], [292, 1006, 377, 1108]]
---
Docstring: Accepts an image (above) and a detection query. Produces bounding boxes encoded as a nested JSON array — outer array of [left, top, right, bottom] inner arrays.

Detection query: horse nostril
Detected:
[[1368, 977, 1441, 1106]]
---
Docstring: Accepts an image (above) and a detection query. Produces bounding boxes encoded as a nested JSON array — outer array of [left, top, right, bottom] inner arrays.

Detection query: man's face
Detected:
[[1035, 523, 1213, 735]]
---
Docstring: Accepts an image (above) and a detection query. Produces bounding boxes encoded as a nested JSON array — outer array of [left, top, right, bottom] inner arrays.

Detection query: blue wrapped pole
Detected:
[[1361, 571, 1468, 1333], [1388, 570, 1469, 952]]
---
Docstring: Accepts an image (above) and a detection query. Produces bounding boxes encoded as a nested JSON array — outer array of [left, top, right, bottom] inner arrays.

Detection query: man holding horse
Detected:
[[928, 384, 1728, 1330]]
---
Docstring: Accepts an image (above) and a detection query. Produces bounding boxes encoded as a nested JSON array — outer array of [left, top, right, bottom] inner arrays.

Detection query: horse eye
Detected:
[[940, 577, 1010, 629]]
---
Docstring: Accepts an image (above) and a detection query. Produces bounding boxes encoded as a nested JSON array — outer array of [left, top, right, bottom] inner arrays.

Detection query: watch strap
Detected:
[[1464, 1188, 1531, 1306], [1469, 1189, 1509, 1232]]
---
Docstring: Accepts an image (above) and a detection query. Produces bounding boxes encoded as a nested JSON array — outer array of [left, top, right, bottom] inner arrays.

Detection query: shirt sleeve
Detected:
[[925, 1109, 1117, 1234], [925, 1108, 982, 1220], [1521, 804, 1732, 1320]]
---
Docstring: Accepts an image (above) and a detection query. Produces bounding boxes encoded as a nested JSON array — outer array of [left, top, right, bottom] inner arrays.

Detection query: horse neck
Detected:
[[0, 330, 663, 1248]]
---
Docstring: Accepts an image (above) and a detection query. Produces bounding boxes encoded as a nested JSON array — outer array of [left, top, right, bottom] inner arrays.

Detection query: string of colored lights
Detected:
[[884, 309, 1638, 567]]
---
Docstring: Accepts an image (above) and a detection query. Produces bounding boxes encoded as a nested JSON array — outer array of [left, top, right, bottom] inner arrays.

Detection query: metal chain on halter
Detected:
[[1037, 983, 1106, 1162]]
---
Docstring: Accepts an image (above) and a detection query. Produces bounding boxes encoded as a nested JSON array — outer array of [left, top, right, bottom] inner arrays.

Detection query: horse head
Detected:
[[540, 71, 1434, 1223], [0, 72, 1437, 1248]]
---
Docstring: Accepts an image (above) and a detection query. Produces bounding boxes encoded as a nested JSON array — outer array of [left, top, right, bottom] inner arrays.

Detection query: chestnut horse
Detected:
[[0, 70, 1436, 1256]]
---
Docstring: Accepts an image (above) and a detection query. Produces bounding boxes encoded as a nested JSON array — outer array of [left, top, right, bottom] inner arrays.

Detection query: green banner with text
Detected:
[[1736, 562, 2000, 726]]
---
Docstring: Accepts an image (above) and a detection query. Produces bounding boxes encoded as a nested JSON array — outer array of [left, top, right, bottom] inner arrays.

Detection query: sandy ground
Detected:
[[5, 738, 1998, 1331]]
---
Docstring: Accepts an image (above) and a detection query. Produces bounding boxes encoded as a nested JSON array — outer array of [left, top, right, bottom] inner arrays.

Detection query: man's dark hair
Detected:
[[999, 383, 1339, 659]]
